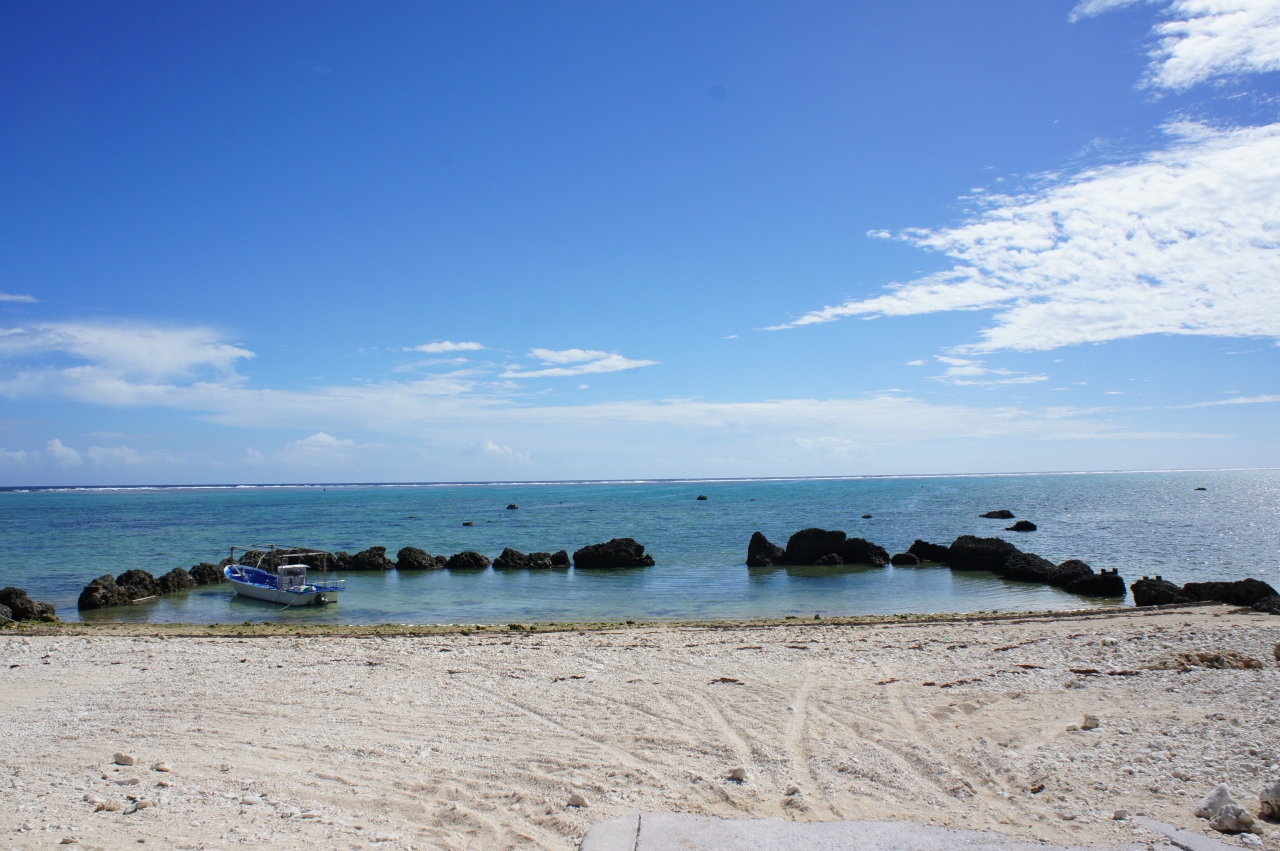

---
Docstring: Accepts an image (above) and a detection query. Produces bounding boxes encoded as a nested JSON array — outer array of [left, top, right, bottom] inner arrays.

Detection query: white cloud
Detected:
[[502, 348, 659, 378], [1075, 0, 1280, 89], [0, 322, 253, 379], [465, 439, 533, 465], [0, 292, 37, 303], [406, 341, 486, 353], [84, 445, 145, 466], [906, 360, 925, 366], [45, 438, 81, 467], [933, 356, 1049, 386], [1176, 393, 1280, 406], [0, 448, 35, 465], [245, 448, 265, 463], [292, 432, 355, 448], [772, 121, 1280, 352]]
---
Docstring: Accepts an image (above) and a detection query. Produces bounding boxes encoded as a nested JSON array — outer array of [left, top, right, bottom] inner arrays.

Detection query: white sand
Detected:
[[2, 607, 1278, 851]]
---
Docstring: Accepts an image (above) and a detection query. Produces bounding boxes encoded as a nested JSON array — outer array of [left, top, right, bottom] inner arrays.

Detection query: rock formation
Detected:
[[890, 552, 920, 566], [573, 538, 655, 568], [1181, 578, 1277, 607], [0, 587, 56, 621], [1005, 520, 1037, 532], [1253, 595, 1280, 615], [446, 551, 491, 569], [116, 569, 162, 599], [1130, 576, 1189, 607], [396, 547, 440, 570], [946, 536, 1019, 572], [907, 540, 951, 563], [1064, 568, 1126, 597], [980, 510, 1015, 519], [189, 563, 225, 585], [157, 568, 196, 594], [493, 548, 529, 569], [839, 537, 890, 566], [746, 532, 786, 567], [783, 528, 847, 566]]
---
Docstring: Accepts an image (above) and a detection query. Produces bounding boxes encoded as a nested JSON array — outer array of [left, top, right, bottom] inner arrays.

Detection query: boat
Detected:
[[223, 545, 344, 606]]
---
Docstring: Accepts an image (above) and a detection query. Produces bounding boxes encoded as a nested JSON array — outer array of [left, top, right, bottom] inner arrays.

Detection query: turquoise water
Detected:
[[1, 470, 1276, 624]]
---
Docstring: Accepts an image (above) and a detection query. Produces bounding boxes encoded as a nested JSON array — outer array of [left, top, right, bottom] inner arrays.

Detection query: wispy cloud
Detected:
[[0, 322, 253, 378], [1174, 393, 1280, 407], [406, 341, 486, 353], [501, 348, 659, 378], [771, 121, 1280, 352], [933, 356, 1048, 386], [0, 292, 37, 303]]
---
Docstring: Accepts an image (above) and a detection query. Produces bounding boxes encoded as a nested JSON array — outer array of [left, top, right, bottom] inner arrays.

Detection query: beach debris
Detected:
[[1081, 714, 1100, 730], [890, 552, 920, 566], [1259, 779, 1280, 818], [123, 799, 152, 815], [1147, 651, 1261, 671], [151, 761, 170, 772], [573, 538, 655, 569], [1195, 784, 1237, 819], [726, 767, 748, 783], [709, 677, 743, 685], [566, 792, 589, 808], [114, 752, 137, 766], [980, 510, 1015, 519], [1005, 520, 1037, 532], [507, 503, 519, 509]]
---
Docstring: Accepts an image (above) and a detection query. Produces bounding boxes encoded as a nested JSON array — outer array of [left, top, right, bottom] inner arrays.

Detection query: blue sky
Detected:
[[2, 0, 1279, 485]]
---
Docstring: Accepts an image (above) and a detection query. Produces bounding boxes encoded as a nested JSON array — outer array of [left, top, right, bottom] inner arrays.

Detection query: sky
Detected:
[[2, 0, 1279, 485]]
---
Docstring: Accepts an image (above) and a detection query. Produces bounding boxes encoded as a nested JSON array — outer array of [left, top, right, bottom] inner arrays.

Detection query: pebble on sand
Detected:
[[152, 762, 171, 772], [1081, 714, 1100, 730], [113, 753, 136, 766], [727, 767, 748, 783], [1258, 779, 1280, 818], [566, 792, 589, 808], [1194, 783, 1237, 819]]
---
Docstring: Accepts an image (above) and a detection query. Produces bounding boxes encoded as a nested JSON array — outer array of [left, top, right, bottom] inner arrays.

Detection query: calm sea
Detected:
[[1, 470, 1276, 625]]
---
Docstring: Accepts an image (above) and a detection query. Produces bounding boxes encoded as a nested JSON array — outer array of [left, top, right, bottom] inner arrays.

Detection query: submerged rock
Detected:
[[157, 568, 196, 595], [814, 553, 842, 566], [189, 563, 225, 585], [1065, 568, 1126, 597], [446, 551, 491, 570], [908, 540, 951, 563], [890, 552, 920, 566], [1005, 520, 1037, 532], [696, 495, 708, 500], [1130, 576, 1189, 607], [506, 503, 519, 510], [493, 547, 528, 569], [746, 531, 786, 567], [1182, 578, 1278, 607], [839, 537, 890, 566], [980, 510, 1015, 519], [395, 547, 439, 570], [573, 538, 655, 568]]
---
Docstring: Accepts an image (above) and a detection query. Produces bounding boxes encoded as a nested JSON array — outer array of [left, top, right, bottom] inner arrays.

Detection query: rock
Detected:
[[1253, 595, 1280, 614], [60, 835, 79, 844], [1148, 650, 1261, 670], [114, 753, 137, 766], [1005, 520, 1037, 532], [783, 528, 847, 565], [0, 587, 38, 620], [94, 800, 121, 812], [1259, 779, 1280, 818], [507, 504, 519, 510], [189, 563, 225, 585], [1000, 551, 1057, 583], [238, 549, 266, 566], [1209, 804, 1256, 833], [34, 601, 56, 621], [784, 784, 800, 796], [115, 569, 161, 600], [573, 538, 655, 569], [1081, 714, 1099, 730], [1048, 558, 1094, 588], [123, 799, 152, 815], [861, 514, 872, 519], [462, 521, 474, 526], [908, 540, 951, 563], [890, 552, 920, 566], [395, 547, 439, 570], [77, 575, 131, 611], [980, 510, 1015, 519], [566, 792, 588, 808], [946, 536, 1019, 572], [746, 532, 786, 567], [115, 777, 140, 786], [696, 495, 708, 500], [1182, 578, 1278, 607], [0, 603, 10, 622], [1065, 568, 1126, 597], [727, 767, 748, 783], [446, 551, 491, 570], [550, 550, 570, 567], [493, 548, 529, 569], [345, 547, 395, 571], [815, 553, 843, 566], [152, 762, 171, 772], [157, 568, 196, 594], [1195, 783, 1238, 819], [839, 537, 890, 566], [525, 552, 555, 569], [1131, 576, 1190, 607], [1112, 809, 1130, 820]]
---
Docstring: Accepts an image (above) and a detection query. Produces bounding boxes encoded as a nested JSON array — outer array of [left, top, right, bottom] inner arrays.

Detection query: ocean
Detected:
[[1, 469, 1276, 624]]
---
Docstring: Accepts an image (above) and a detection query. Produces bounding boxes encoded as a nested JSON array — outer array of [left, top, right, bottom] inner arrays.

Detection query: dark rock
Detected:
[[462, 521, 475, 527], [696, 495, 708, 500], [573, 538, 655, 569], [158, 568, 196, 594], [746, 531, 786, 567], [1065, 568, 1126, 597], [1000, 552, 1058, 583], [115, 570, 161, 600], [815, 553, 843, 566], [345, 546, 396, 571], [77, 575, 130, 611], [550, 550, 570, 567], [1253, 595, 1280, 615], [1049, 559, 1095, 588], [0, 603, 10, 622], [1181, 578, 1278, 607], [507, 504, 519, 510], [493, 547, 528, 569], [1131, 576, 1190, 607], [783, 528, 847, 566], [396, 547, 439, 570], [980, 510, 1015, 519], [526, 552, 555, 569], [908, 540, 951, 563], [238, 550, 266, 566], [33, 601, 55, 621], [861, 514, 872, 519], [1194, 487, 1207, 491], [189, 563, 225, 585], [1005, 520, 1038, 532], [0, 587, 37, 620], [890, 552, 920, 566], [946, 536, 1019, 572], [446, 551, 491, 570], [839, 538, 890, 566], [434, 554, 448, 567]]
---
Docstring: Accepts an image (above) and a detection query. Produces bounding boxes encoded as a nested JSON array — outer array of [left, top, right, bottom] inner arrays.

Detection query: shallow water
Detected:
[[1, 469, 1276, 624]]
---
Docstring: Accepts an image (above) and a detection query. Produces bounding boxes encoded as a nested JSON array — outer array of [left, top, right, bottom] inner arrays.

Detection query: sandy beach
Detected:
[[2, 606, 1278, 850]]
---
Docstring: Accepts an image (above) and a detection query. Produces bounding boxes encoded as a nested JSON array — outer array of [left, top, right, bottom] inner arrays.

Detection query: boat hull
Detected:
[[226, 573, 340, 606]]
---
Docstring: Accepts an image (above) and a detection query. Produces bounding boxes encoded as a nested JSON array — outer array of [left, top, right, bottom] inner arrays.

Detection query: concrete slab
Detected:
[[1134, 816, 1240, 851], [580, 812, 1163, 851]]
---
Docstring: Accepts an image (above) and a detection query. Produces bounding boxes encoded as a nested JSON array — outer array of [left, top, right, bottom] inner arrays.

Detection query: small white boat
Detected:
[[224, 547, 344, 606]]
